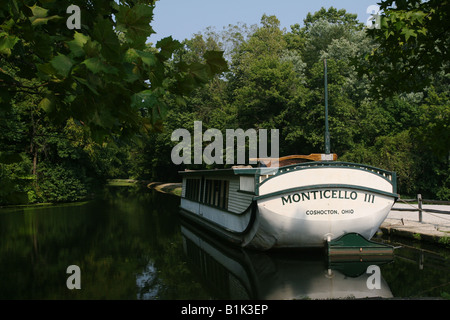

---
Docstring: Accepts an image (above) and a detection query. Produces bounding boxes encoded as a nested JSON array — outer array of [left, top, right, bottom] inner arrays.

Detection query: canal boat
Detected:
[[179, 156, 398, 250], [178, 59, 398, 250]]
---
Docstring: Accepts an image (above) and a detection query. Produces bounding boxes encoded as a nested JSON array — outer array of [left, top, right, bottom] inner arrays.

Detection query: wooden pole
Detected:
[[417, 194, 422, 222]]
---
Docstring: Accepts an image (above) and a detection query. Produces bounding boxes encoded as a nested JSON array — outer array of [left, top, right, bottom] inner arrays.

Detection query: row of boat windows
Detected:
[[185, 178, 229, 210]]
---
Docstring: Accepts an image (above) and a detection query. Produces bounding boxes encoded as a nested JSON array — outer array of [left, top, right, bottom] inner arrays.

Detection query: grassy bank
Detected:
[[147, 182, 182, 197], [107, 179, 152, 187]]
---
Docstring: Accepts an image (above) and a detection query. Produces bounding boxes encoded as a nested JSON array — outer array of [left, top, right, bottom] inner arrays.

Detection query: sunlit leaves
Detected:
[[401, 27, 416, 41], [38, 95, 55, 113], [135, 49, 157, 66], [0, 32, 19, 56], [27, 4, 61, 26], [67, 31, 89, 57], [82, 57, 118, 75]]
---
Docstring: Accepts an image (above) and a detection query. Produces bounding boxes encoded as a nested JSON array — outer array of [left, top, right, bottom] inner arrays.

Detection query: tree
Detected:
[[301, 7, 365, 68], [296, 10, 374, 155], [0, 0, 227, 204], [303, 7, 363, 31], [226, 15, 307, 155], [363, 0, 450, 95], [359, 0, 449, 199], [0, 0, 227, 141]]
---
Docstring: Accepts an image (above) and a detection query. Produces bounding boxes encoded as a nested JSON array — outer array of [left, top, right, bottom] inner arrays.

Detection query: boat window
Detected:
[[240, 176, 255, 192], [203, 179, 229, 210], [185, 178, 201, 201]]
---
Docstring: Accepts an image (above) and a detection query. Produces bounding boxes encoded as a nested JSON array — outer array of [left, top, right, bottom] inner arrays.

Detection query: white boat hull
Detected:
[[246, 189, 395, 249]]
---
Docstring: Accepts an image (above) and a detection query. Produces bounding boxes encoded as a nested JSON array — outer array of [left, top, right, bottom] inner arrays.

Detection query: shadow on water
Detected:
[[0, 186, 449, 299]]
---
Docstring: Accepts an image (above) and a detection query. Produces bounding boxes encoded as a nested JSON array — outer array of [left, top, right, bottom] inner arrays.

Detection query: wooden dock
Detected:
[[381, 198, 450, 246]]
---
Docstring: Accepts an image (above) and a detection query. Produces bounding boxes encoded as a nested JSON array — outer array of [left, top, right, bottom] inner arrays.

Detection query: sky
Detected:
[[150, 0, 381, 43]]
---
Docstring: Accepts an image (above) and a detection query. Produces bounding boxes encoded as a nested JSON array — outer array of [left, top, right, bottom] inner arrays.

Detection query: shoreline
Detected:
[[0, 200, 90, 212], [0, 179, 151, 210], [147, 182, 182, 196]]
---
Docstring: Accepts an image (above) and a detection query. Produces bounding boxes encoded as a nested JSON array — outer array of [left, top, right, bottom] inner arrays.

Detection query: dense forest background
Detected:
[[1, 1, 449, 205]]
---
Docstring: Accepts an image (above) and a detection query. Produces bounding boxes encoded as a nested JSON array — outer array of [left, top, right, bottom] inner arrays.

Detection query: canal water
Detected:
[[0, 186, 449, 300]]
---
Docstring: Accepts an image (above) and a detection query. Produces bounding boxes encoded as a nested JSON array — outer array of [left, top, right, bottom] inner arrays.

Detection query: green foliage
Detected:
[[363, 0, 450, 95], [135, 9, 448, 200], [413, 88, 450, 158], [0, 0, 226, 137], [0, 1, 227, 205], [38, 164, 88, 202], [438, 236, 450, 247], [0, 3, 447, 204], [303, 7, 363, 31]]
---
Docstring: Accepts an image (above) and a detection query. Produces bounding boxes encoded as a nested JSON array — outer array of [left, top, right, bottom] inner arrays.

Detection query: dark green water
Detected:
[[0, 186, 449, 299]]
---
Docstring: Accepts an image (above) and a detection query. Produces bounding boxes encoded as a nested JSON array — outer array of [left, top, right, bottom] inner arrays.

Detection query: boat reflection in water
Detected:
[[181, 219, 394, 300]]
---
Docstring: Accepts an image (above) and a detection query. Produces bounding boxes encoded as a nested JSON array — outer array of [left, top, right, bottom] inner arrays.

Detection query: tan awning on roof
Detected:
[[250, 154, 338, 167]]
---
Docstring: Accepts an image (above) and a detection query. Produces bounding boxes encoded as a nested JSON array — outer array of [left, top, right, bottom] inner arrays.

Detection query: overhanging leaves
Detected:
[[204, 50, 229, 75], [131, 90, 168, 126], [115, 3, 155, 50], [363, 0, 450, 95], [82, 57, 119, 75], [27, 4, 61, 26], [92, 19, 122, 62], [50, 54, 73, 78], [1, 0, 228, 145], [0, 32, 19, 56], [156, 36, 182, 61], [67, 32, 90, 58]]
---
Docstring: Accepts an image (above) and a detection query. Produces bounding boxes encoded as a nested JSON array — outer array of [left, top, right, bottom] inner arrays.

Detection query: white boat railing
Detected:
[[270, 161, 395, 182]]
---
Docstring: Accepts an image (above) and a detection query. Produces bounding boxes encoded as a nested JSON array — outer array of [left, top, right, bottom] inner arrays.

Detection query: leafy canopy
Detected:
[[363, 0, 450, 95], [0, 0, 228, 142]]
